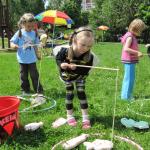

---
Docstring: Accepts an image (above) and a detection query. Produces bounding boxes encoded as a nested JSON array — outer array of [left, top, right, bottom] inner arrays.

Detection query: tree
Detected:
[[9, 0, 44, 31], [61, 0, 82, 28], [89, 0, 144, 41], [136, 1, 150, 43], [46, 0, 65, 10], [89, 0, 103, 28]]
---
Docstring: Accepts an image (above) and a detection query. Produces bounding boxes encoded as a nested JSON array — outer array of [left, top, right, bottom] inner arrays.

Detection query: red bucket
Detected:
[[0, 96, 20, 136]]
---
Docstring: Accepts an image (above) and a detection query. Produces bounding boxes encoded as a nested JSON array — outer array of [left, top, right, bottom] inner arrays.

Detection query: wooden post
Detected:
[[0, 0, 4, 48], [5, 0, 10, 48], [0, 0, 11, 49]]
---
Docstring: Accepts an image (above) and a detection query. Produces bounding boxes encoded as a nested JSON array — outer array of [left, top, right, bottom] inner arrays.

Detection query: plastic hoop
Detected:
[[17, 95, 56, 113], [127, 99, 150, 118], [51, 133, 143, 150]]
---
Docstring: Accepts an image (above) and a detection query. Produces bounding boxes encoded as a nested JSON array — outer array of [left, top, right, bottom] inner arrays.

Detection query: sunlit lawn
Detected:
[[0, 42, 150, 149]]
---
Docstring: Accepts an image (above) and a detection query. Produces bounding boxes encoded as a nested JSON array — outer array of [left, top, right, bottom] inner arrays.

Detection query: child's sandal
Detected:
[[67, 118, 77, 127], [82, 120, 91, 129]]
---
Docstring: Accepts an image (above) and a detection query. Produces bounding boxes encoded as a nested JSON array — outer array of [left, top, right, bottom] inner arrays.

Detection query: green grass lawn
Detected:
[[0, 38, 9, 49], [0, 42, 150, 149]]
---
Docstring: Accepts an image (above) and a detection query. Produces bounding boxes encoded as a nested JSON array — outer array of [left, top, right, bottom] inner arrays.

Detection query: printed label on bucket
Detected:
[[0, 112, 18, 135]]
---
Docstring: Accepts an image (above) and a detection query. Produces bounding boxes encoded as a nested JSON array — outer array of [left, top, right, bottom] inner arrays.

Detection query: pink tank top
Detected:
[[121, 32, 139, 63]]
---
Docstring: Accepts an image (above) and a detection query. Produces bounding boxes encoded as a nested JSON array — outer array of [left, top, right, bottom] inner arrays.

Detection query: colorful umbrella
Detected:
[[35, 10, 73, 26], [97, 25, 109, 31]]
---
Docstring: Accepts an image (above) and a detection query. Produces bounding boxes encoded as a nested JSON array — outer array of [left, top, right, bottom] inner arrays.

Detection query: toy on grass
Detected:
[[52, 133, 143, 150], [24, 122, 43, 131], [52, 117, 67, 128], [83, 139, 113, 150], [62, 134, 89, 150], [121, 118, 149, 129], [30, 94, 46, 106]]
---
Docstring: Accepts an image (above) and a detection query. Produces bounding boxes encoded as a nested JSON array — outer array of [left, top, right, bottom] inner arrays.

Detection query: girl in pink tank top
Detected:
[[121, 19, 146, 100], [121, 32, 139, 63]]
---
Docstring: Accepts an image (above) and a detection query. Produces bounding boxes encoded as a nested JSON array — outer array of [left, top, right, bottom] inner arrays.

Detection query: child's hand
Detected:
[[61, 63, 69, 69], [138, 51, 143, 57], [145, 44, 150, 48], [10, 42, 19, 49], [12, 44, 19, 49], [69, 63, 76, 70]]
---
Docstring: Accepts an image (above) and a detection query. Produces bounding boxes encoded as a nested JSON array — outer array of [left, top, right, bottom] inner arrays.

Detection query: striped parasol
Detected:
[[35, 10, 73, 26]]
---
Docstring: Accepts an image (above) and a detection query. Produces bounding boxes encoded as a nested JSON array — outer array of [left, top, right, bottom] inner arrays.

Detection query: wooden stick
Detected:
[[19, 43, 42, 49], [74, 64, 119, 71], [143, 53, 150, 56]]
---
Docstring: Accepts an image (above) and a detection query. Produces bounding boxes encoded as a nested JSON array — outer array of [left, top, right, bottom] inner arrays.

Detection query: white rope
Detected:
[[75, 64, 119, 71], [73, 64, 119, 141]]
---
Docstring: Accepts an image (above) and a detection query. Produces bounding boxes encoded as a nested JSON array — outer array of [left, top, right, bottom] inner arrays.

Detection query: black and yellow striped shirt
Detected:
[[56, 47, 93, 81]]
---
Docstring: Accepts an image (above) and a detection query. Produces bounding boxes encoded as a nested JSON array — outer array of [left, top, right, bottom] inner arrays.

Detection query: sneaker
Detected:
[[82, 120, 91, 129], [67, 117, 77, 127], [22, 91, 31, 96], [31, 94, 46, 106]]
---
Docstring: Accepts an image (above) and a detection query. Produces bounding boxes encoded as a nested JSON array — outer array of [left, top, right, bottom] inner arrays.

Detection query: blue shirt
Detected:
[[10, 29, 39, 64]]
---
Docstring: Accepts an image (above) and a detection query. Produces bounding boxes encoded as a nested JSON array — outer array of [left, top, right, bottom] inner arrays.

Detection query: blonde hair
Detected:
[[68, 26, 94, 62], [75, 26, 94, 39], [69, 26, 94, 45], [128, 19, 146, 35], [18, 13, 35, 37]]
